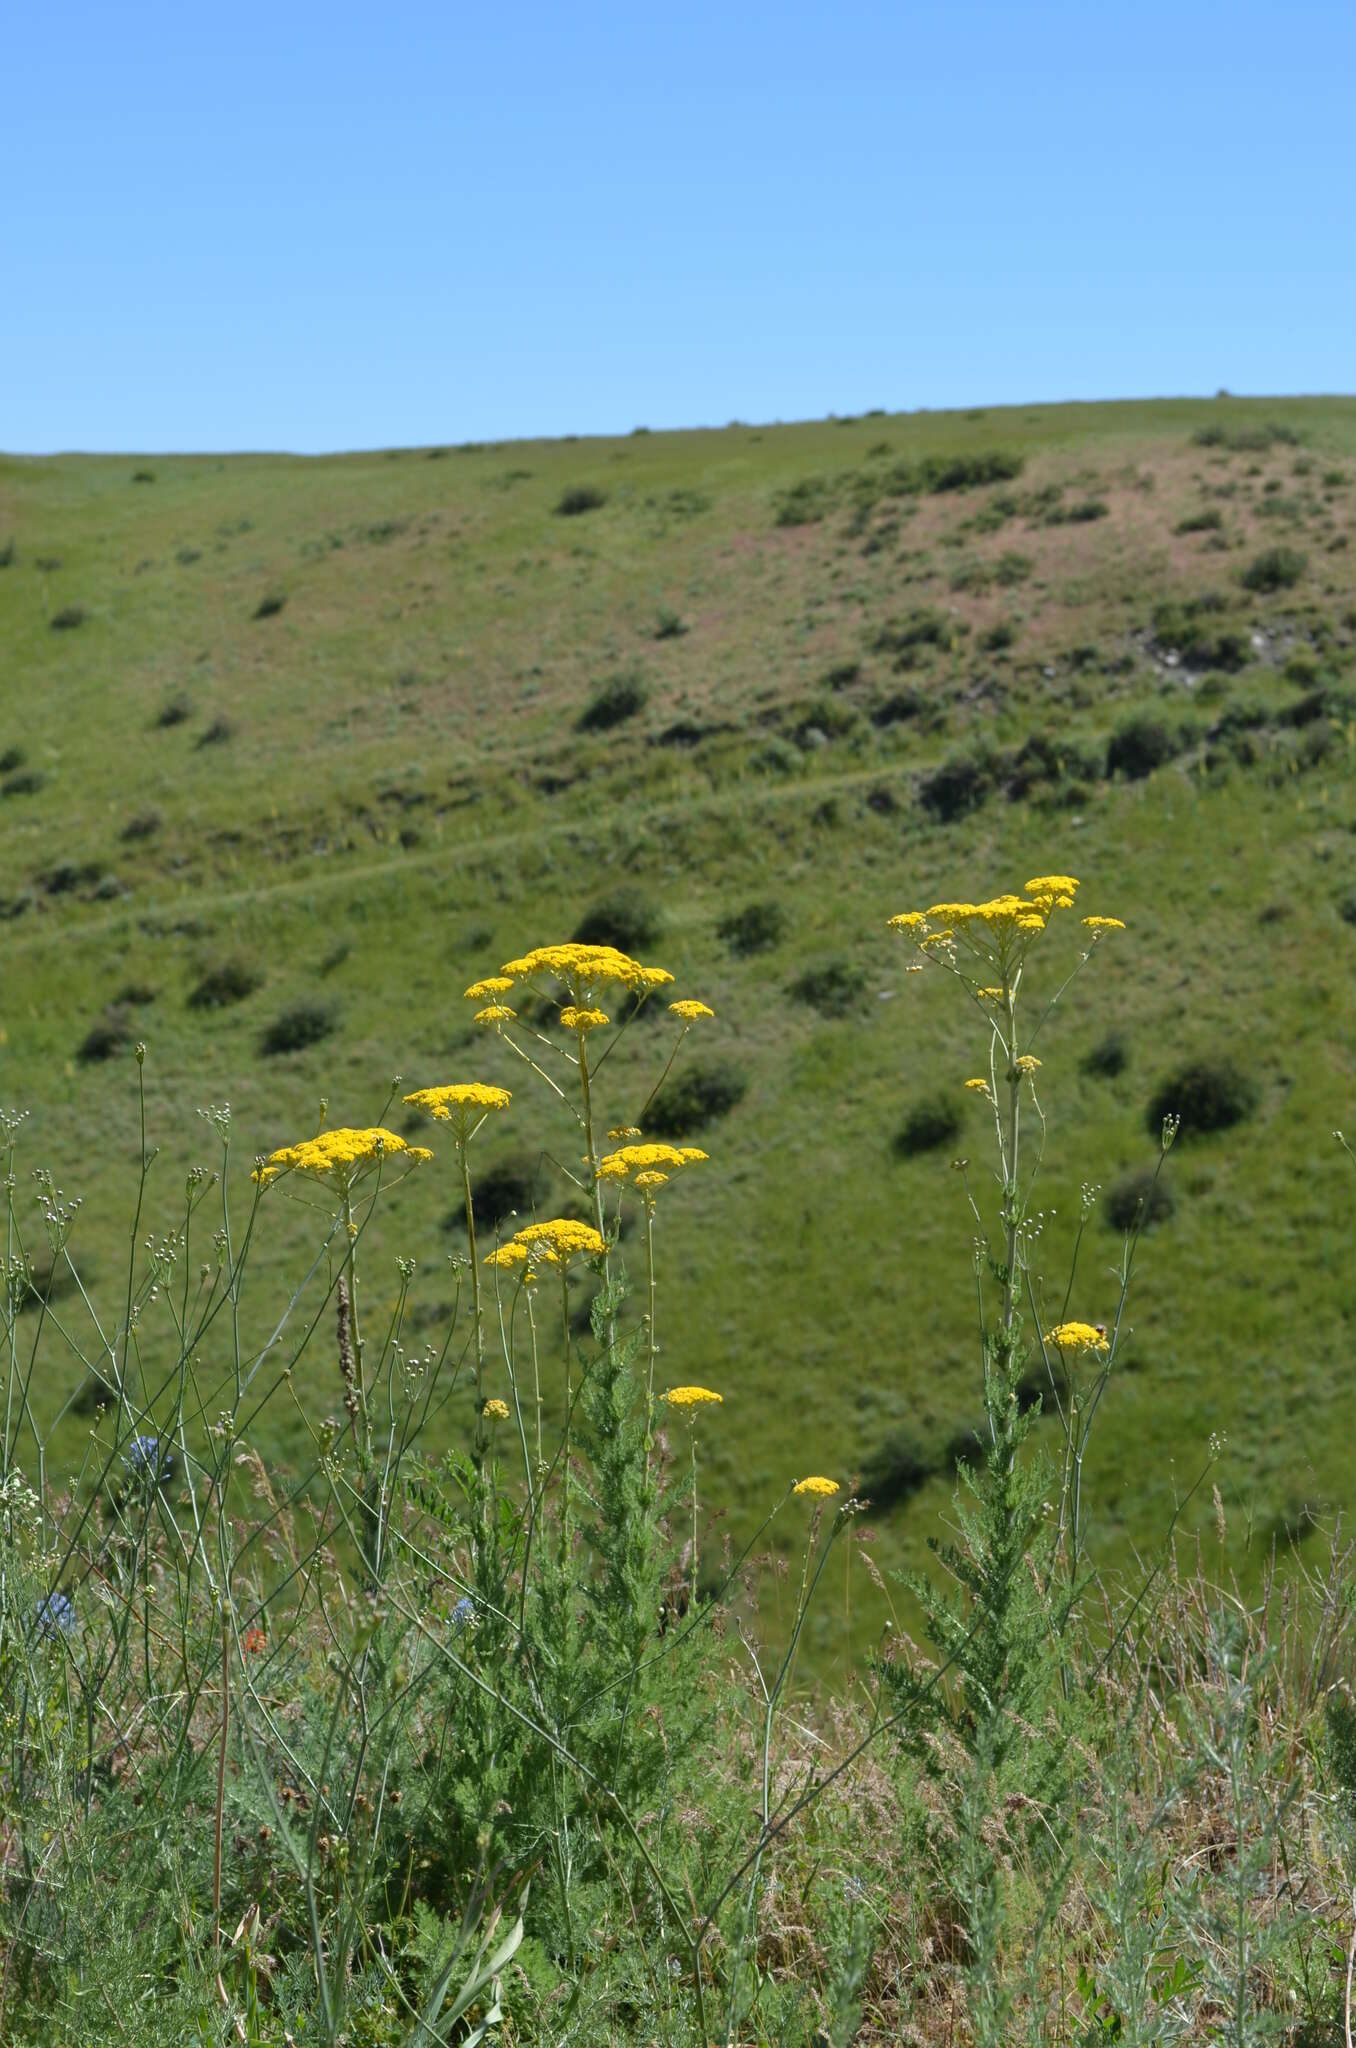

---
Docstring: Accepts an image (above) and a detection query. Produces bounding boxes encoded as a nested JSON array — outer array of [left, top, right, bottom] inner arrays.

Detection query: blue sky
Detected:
[[6, 2, 1353, 451]]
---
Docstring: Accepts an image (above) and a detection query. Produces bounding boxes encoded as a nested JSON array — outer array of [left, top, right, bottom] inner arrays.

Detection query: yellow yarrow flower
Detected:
[[1046, 1320, 1109, 1353], [664, 1385, 723, 1408], [498, 943, 674, 1003], [976, 986, 1006, 1001], [473, 1003, 516, 1025], [595, 1142, 709, 1182], [1015, 1055, 1042, 1075], [560, 1005, 609, 1032], [512, 1218, 608, 1263], [1082, 915, 1126, 933], [463, 976, 514, 1000], [608, 1126, 643, 1141], [887, 910, 929, 930], [669, 999, 714, 1022], [793, 1475, 840, 1498], [484, 1242, 528, 1271], [1025, 875, 1080, 899], [482, 1397, 510, 1420], [634, 1170, 669, 1189], [254, 1127, 431, 1189], [964, 1077, 992, 1095], [404, 1083, 511, 1142]]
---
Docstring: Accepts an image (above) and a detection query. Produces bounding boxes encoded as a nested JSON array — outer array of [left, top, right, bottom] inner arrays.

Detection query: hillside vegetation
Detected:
[[3, 396, 1356, 1662]]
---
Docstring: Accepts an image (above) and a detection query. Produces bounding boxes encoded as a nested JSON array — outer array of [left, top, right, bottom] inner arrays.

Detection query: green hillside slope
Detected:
[[3, 395, 1355, 1662]]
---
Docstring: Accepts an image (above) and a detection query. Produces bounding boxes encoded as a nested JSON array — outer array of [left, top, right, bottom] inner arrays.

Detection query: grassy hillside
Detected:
[[3, 395, 1356, 1662]]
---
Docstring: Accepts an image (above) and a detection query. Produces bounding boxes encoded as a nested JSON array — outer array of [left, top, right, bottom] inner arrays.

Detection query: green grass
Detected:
[[4, 393, 1356, 1664]]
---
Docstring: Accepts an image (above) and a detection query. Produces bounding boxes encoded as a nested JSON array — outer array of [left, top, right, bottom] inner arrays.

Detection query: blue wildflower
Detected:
[[36, 1591, 77, 1638], [450, 1596, 475, 1633], [125, 1434, 173, 1486]]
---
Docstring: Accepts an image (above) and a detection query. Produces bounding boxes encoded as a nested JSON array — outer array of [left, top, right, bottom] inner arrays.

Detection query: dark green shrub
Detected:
[[1005, 731, 1100, 802], [571, 889, 662, 954], [1283, 651, 1321, 687], [578, 670, 647, 732], [77, 1011, 132, 1064], [979, 621, 1017, 653], [1240, 546, 1306, 593], [555, 485, 607, 517], [132, 469, 155, 483], [1, 770, 46, 798], [1175, 509, 1224, 534], [50, 605, 88, 630], [1045, 499, 1108, 525], [718, 900, 786, 956], [260, 1002, 337, 1057], [860, 1429, 940, 1510], [653, 608, 688, 640], [116, 982, 157, 1005], [153, 693, 193, 729], [893, 1096, 962, 1157], [188, 960, 263, 1010], [774, 476, 836, 527], [872, 609, 957, 663], [196, 716, 234, 747], [0, 746, 25, 774], [0, 539, 13, 567], [916, 449, 1023, 492], [1082, 1031, 1129, 1078], [919, 748, 998, 822], [1106, 717, 1179, 781], [252, 591, 286, 619], [176, 546, 202, 565], [995, 552, 1033, 585], [1106, 1169, 1176, 1232], [870, 688, 924, 728], [821, 661, 861, 690], [1338, 891, 1356, 927], [788, 960, 857, 1017], [1144, 1057, 1259, 1138], [462, 1157, 542, 1230], [120, 808, 162, 842], [645, 1062, 746, 1137]]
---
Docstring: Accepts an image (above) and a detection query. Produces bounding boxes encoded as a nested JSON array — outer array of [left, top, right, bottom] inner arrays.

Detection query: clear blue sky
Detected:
[[6, 2, 1353, 452]]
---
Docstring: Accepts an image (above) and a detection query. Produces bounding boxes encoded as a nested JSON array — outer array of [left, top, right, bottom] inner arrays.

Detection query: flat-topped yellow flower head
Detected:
[[403, 1083, 511, 1140], [1046, 1320, 1109, 1354], [594, 1142, 709, 1183], [793, 1475, 840, 1498], [560, 1005, 609, 1033], [887, 910, 929, 931], [664, 1385, 723, 1409], [1082, 915, 1126, 933], [669, 999, 714, 1023], [473, 1004, 516, 1026], [463, 976, 514, 1000], [484, 1242, 528, 1271], [498, 943, 674, 1004], [255, 1127, 431, 1190], [482, 1397, 511, 1420], [1025, 875, 1080, 900], [510, 1218, 608, 1266]]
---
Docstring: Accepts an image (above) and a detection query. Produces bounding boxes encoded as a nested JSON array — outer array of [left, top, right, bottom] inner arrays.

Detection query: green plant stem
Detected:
[[690, 1430, 699, 1609], [642, 1198, 658, 1490], [459, 1139, 488, 1478]]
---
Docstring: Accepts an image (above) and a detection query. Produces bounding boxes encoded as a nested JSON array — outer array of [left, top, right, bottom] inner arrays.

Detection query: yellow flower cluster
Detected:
[[793, 1475, 840, 1497], [594, 1142, 709, 1183], [484, 1218, 609, 1275], [464, 976, 514, 999], [255, 1127, 432, 1188], [664, 1385, 723, 1408], [473, 1004, 516, 1025], [889, 875, 1127, 967], [497, 943, 674, 1002], [668, 999, 714, 1022], [403, 1084, 511, 1138], [608, 1125, 643, 1141], [1046, 1321, 1109, 1353], [964, 1077, 992, 1095], [1015, 1055, 1042, 1075], [482, 1397, 511, 1420], [560, 1005, 609, 1032]]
